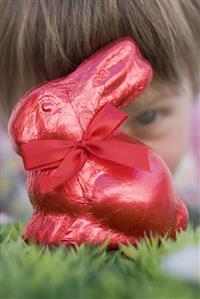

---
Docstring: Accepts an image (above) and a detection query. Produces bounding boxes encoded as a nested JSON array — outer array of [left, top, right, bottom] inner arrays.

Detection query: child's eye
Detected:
[[123, 106, 174, 140], [135, 110, 160, 125]]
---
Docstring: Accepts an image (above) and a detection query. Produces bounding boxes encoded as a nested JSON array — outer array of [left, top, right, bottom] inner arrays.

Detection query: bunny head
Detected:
[[8, 38, 188, 249], [9, 38, 152, 149]]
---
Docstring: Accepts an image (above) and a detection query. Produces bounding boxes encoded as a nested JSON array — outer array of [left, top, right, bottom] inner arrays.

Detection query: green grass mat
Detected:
[[0, 223, 199, 299]]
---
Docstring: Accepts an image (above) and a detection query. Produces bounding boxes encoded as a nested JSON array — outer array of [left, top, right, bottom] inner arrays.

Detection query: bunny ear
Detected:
[[60, 37, 153, 112]]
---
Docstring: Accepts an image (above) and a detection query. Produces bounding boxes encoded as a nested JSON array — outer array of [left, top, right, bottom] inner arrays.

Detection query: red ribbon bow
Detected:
[[21, 104, 149, 193]]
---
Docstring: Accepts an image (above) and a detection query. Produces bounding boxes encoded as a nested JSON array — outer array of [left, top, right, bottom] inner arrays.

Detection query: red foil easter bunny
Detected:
[[9, 38, 188, 249]]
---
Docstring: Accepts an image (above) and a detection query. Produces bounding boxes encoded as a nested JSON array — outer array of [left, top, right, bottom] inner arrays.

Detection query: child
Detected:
[[0, 0, 200, 220]]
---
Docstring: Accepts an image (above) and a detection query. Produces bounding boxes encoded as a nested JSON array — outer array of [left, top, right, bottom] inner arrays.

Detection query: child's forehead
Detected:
[[125, 80, 193, 113]]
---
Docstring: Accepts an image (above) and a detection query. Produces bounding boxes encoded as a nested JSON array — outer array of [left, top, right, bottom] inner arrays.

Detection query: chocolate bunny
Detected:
[[9, 38, 188, 249]]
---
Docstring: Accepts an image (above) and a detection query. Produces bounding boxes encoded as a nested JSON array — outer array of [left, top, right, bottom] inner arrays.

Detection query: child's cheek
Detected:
[[144, 116, 190, 173]]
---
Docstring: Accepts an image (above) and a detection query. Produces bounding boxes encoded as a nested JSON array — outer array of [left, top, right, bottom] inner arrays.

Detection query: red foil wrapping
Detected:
[[8, 38, 188, 249]]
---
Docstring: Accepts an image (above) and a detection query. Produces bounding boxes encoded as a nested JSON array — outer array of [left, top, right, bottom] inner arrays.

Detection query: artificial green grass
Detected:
[[0, 223, 199, 299]]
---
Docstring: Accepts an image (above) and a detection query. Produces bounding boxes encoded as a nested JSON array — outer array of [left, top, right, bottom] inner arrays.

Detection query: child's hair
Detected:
[[1, 0, 200, 115]]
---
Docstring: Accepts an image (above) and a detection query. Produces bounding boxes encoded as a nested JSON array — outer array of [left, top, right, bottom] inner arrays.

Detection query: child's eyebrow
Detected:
[[125, 85, 179, 113], [124, 96, 162, 113]]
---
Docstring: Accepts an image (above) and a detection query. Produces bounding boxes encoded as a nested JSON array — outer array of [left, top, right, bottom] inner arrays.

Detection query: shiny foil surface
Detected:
[[8, 38, 188, 249]]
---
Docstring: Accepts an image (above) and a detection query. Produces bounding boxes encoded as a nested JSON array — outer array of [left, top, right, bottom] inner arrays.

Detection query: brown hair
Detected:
[[1, 0, 200, 116]]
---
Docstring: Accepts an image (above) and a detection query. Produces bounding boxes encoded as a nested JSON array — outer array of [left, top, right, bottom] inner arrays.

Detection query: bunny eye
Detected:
[[41, 98, 56, 112]]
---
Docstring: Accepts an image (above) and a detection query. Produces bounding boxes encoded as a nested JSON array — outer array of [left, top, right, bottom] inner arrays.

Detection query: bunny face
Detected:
[[8, 85, 84, 149], [8, 38, 188, 248]]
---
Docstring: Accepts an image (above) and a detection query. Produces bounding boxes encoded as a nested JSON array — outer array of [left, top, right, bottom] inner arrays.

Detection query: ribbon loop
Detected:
[[84, 104, 128, 140], [20, 103, 149, 193]]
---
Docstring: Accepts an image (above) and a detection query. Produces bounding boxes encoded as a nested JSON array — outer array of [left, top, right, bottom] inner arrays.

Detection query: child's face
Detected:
[[123, 80, 193, 173]]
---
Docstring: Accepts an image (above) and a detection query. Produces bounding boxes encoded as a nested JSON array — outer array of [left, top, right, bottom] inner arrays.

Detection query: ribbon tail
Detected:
[[87, 140, 150, 171], [20, 140, 71, 170], [38, 149, 88, 193]]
